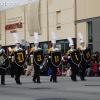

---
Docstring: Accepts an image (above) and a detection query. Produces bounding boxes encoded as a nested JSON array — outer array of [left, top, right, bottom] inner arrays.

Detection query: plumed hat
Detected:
[[78, 32, 84, 44], [51, 32, 56, 43], [13, 33, 20, 44], [68, 37, 74, 47], [34, 32, 39, 43]]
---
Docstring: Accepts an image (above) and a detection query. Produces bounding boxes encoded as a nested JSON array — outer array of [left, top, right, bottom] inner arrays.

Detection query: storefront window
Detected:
[[43, 43, 48, 54], [30, 43, 34, 48], [65, 41, 69, 53], [56, 39, 76, 54], [56, 41, 64, 53], [29, 39, 76, 54]]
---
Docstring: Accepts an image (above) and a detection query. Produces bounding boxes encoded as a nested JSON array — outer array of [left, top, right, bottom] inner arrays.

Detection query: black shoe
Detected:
[[11, 75, 14, 78], [15, 78, 17, 83], [50, 79, 52, 82], [37, 81, 41, 83], [71, 78, 77, 82], [81, 79, 86, 81], [33, 81, 37, 83], [32, 77, 36, 83], [17, 82, 22, 85], [53, 81, 57, 83], [72, 80, 77, 82], [19, 82, 22, 84], [1, 83, 5, 85]]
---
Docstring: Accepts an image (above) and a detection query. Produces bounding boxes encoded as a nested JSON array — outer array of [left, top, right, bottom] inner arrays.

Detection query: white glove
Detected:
[[12, 56, 14, 59], [62, 57, 64, 60], [8, 47, 11, 51], [68, 56, 70, 59], [30, 55, 33, 57], [49, 56, 51, 58]]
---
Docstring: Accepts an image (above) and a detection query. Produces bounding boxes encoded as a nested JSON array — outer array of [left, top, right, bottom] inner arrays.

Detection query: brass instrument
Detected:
[[30, 55, 33, 64], [11, 56, 14, 62]]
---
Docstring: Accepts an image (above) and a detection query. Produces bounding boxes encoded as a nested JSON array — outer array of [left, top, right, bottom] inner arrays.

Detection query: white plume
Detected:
[[51, 32, 56, 43], [78, 32, 83, 40], [12, 33, 20, 44], [68, 37, 74, 47], [34, 32, 39, 43], [68, 37, 73, 44], [51, 32, 56, 40], [13, 33, 19, 40], [8, 47, 11, 51]]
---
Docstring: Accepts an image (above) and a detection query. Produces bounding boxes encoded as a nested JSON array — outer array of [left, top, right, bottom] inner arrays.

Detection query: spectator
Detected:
[[91, 60, 99, 77], [86, 62, 93, 76]]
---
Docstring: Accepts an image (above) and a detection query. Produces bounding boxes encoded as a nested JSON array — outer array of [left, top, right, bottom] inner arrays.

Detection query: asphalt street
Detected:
[[0, 75, 100, 100]]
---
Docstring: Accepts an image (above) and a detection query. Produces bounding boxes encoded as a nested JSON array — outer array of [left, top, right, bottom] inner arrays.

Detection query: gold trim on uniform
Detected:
[[30, 48, 35, 64], [30, 48, 35, 53], [66, 49, 72, 56], [11, 48, 16, 62], [48, 48, 52, 54]]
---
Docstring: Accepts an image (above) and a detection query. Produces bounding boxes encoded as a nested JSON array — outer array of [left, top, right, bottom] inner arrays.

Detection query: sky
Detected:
[[0, 0, 29, 11]]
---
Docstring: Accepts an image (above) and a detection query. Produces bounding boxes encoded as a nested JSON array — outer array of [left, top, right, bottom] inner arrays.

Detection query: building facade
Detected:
[[0, 0, 99, 54], [76, 0, 100, 52]]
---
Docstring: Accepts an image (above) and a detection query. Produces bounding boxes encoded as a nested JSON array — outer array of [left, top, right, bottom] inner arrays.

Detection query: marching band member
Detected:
[[66, 37, 78, 81], [10, 33, 23, 85], [78, 32, 87, 81], [30, 32, 41, 83], [0, 44, 6, 85], [48, 32, 59, 82]]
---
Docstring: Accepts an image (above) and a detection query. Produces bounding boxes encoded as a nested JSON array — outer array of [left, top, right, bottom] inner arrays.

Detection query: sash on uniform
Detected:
[[51, 51, 61, 67], [33, 49, 44, 66], [14, 50, 26, 67], [70, 50, 82, 66]]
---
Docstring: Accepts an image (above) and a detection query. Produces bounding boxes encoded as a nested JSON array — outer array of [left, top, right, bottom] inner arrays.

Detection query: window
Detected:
[[40, 42, 48, 54], [56, 41, 64, 53], [56, 39, 76, 54], [88, 22, 93, 43], [56, 11, 61, 24], [30, 43, 34, 48], [88, 22, 93, 51]]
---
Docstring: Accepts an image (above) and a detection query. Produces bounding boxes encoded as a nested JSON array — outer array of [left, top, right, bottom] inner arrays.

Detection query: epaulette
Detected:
[[66, 49, 71, 56], [48, 48, 52, 54], [30, 47, 35, 53]]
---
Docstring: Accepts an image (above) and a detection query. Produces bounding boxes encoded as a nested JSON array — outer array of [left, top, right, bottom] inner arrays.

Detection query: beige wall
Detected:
[[48, 0, 75, 41], [0, 11, 1, 40], [76, 0, 100, 20], [0, 11, 6, 45], [5, 6, 25, 45], [0, 0, 75, 46], [76, 0, 100, 47], [76, 22, 88, 48]]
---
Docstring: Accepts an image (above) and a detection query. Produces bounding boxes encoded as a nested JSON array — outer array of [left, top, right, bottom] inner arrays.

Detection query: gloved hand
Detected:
[[49, 56, 51, 58], [30, 55, 33, 57], [12, 56, 14, 59], [68, 56, 70, 59]]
